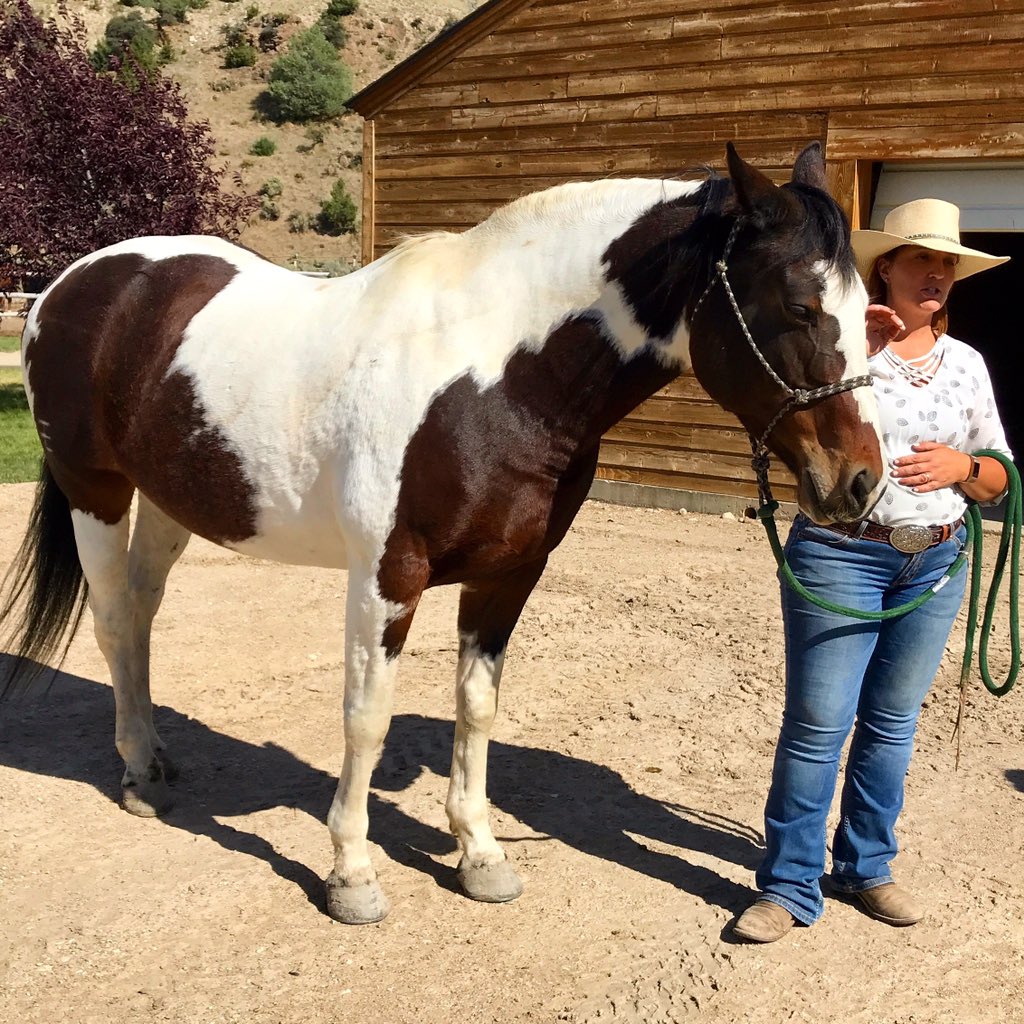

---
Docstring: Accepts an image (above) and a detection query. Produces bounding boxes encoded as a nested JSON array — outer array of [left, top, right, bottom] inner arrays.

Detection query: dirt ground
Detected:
[[0, 481, 1021, 1024]]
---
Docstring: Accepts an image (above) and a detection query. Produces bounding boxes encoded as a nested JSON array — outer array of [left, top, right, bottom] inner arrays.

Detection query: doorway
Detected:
[[946, 231, 1022, 463]]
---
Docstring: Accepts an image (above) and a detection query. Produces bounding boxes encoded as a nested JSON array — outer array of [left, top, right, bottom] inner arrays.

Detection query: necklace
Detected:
[[881, 338, 945, 387]]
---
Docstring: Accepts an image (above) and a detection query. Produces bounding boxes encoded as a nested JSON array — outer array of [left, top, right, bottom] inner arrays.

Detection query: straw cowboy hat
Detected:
[[851, 198, 1010, 281]]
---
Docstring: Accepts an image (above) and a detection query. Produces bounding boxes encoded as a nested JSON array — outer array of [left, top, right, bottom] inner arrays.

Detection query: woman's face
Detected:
[[878, 245, 958, 317]]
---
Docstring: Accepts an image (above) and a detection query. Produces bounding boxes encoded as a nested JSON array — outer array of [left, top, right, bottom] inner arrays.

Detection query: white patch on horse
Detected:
[[446, 632, 507, 870], [594, 283, 692, 367], [817, 261, 881, 435]]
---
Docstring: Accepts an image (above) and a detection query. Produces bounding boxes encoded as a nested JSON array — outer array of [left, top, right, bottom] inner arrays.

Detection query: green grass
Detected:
[[0, 334, 22, 353], [0, 367, 42, 484]]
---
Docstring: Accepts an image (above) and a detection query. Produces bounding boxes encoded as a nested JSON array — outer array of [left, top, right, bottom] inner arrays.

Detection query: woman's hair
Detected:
[[867, 245, 949, 338]]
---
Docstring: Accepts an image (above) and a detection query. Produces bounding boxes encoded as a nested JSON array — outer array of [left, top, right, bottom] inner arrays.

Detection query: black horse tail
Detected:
[[0, 461, 88, 695]]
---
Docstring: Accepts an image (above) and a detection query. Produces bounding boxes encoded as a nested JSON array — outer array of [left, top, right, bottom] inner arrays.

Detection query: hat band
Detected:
[[904, 232, 960, 245]]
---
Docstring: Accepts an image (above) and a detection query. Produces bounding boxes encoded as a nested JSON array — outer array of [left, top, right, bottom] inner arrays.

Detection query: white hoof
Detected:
[[325, 874, 390, 924], [457, 857, 523, 903], [121, 776, 173, 817]]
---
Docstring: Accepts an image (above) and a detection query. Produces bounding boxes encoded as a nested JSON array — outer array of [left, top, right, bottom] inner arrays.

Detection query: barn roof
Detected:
[[347, 0, 536, 117]]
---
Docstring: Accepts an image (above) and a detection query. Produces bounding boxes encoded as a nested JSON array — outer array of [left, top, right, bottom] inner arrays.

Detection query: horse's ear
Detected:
[[791, 141, 828, 191], [726, 142, 787, 226]]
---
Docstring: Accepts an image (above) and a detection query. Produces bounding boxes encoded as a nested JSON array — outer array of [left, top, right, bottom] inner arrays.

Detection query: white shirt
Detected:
[[869, 334, 1011, 527]]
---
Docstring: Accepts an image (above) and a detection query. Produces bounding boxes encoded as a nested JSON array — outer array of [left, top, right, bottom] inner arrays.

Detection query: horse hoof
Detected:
[[325, 874, 390, 924], [457, 857, 523, 903], [121, 778, 174, 817]]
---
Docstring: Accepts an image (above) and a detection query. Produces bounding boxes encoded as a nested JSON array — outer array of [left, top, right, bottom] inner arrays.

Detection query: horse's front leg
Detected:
[[325, 560, 423, 925], [448, 557, 547, 903]]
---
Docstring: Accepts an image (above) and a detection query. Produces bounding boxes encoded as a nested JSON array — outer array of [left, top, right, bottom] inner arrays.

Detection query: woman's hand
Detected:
[[891, 442, 972, 492], [866, 304, 905, 354]]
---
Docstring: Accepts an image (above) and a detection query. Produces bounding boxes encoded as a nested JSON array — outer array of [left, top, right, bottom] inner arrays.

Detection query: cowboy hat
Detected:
[[851, 198, 1010, 281]]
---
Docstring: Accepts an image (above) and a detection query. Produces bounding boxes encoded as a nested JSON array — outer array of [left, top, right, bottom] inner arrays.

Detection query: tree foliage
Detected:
[[0, 1, 256, 286], [259, 27, 352, 124], [325, 0, 359, 16], [316, 179, 357, 236], [90, 11, 161, 78]]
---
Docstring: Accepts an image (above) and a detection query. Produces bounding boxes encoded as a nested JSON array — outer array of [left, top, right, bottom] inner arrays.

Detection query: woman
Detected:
[[733, 198, 1012, 943]]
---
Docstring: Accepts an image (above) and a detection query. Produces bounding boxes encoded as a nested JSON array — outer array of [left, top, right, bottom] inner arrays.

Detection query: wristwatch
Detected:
[[964, 455, 981, 483]]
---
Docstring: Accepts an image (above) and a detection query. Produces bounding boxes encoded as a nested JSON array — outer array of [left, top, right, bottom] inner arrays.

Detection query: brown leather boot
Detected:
[[854, 883, 924, 926], [732, 900, 795, 943]]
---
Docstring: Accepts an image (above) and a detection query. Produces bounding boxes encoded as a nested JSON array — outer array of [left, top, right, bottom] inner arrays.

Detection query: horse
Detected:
[[1, 142, 884, 924]]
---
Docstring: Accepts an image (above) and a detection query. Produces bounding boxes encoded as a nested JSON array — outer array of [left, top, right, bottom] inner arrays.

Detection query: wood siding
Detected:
[[353, 0, 1024, 500]]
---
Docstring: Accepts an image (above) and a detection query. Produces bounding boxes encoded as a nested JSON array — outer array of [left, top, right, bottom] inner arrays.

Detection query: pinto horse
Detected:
[[1, 143, 883, 923]]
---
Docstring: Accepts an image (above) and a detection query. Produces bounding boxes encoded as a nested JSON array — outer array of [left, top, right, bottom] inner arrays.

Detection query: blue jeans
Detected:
[[756, 515, 968, 925]]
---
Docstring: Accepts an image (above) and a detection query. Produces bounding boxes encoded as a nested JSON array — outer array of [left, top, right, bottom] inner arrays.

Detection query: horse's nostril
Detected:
[[850, 467, 877, 507]]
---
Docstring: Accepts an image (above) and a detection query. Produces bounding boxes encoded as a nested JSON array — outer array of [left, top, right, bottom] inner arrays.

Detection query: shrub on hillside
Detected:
[[316, 14, 347, 48], [257, 23, 279, 50], [258, 27, 352, 123], [224, 43, 257, 67], [222, 21, 252, 47], [153, 0, 191, 26], [249, 135, 276, 156], [90, 12, 161, 78], [315, 179, 356, 235], [325, 0, 358, 16]]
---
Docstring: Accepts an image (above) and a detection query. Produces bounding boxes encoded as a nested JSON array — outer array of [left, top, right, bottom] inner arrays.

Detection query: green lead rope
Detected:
[[757, 450, 1021, 717]]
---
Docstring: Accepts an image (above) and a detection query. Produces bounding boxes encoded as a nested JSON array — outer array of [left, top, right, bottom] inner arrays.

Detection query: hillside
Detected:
[[36, 0, 483, 273]]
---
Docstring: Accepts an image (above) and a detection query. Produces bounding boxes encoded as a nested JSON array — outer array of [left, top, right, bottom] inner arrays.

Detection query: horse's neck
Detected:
[[346, 178, 700, 461], [484, 181, 697, 452]]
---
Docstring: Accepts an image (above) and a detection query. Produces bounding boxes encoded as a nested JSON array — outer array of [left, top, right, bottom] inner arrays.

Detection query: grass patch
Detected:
[[0, 334, 22, 353], [0, 367, 42, 484]]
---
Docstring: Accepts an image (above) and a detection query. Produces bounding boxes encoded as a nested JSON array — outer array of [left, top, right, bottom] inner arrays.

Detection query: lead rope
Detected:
[[693, 221, 1020, 756], [952, 451, 1021, 766], [756, 453, 1021, 767]]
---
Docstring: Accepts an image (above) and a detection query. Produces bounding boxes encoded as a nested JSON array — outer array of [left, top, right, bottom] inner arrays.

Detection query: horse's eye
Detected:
[[787, 303, 815, 323]]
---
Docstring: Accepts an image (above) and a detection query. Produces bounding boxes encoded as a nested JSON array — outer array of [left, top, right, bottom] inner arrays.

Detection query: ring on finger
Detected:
[[923, 471, 931, 483]]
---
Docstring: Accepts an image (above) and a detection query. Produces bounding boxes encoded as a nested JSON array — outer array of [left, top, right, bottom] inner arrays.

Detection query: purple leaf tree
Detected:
[[0, 0, 257, 288]]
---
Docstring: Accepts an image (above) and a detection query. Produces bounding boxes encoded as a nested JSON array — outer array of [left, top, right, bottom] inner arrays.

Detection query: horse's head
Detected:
[[687, 144, 884, 524]]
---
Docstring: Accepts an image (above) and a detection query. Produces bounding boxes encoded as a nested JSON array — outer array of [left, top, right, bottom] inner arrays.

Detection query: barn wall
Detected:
[[356, 0, 1024, 502]]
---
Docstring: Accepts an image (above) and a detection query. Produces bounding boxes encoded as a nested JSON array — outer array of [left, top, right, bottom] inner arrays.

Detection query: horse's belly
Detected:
[[225, 509, 349, 569], [224, 520, 348, 569]]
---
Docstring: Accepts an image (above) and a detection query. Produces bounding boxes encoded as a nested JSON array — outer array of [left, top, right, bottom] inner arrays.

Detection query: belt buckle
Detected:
[[888, 525, 933, 554]]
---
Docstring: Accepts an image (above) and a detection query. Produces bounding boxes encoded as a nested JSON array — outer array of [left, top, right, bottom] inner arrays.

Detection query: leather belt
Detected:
[[823, 516, 964, 554]]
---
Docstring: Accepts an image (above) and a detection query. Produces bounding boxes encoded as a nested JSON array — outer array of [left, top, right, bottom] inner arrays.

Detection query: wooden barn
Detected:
[[347, 0, 1024, 512]]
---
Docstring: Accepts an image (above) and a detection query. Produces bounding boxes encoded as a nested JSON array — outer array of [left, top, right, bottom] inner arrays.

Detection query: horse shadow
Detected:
[[1005, 769, 1024, 793], [0, 657, 760, 915]]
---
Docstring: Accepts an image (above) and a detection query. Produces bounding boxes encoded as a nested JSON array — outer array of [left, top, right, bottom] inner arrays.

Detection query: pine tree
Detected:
[[260, 27, 353, 124]]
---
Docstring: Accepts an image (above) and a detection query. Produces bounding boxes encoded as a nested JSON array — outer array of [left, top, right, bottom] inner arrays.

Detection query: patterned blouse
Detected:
[[869, 334, 1012, 527]]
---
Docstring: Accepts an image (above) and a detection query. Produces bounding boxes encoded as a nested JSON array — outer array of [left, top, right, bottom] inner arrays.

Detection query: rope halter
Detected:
[[691, 217, 872, 505]]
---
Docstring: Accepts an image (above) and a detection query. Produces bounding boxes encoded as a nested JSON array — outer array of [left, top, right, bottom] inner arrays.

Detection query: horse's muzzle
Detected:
[[802, 464, 884, 524]]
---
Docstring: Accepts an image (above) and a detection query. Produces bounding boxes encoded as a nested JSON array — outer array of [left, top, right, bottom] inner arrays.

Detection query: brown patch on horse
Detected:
[[27, 252, 259, 542], [376, 315, 676, 658]]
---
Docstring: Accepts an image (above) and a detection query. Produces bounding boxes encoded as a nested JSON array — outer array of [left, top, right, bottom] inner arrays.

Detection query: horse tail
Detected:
[[0, 461, 88, 695]]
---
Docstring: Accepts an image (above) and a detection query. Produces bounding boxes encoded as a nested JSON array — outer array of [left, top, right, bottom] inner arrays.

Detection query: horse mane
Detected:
[[364, 172, 856, 310]]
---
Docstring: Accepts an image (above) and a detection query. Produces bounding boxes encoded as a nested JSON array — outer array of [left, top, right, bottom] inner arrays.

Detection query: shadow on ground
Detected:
[[0, 657, 759, 914]]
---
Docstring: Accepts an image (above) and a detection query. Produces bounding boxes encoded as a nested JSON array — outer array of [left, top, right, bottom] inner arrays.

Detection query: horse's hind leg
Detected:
[[325, 559, 425, 924], [71, 491, 187, 817], [447, 557, 547, 904], [125, 495, 191, 787]]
